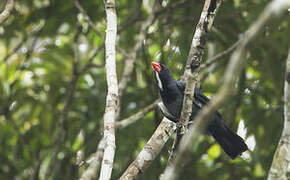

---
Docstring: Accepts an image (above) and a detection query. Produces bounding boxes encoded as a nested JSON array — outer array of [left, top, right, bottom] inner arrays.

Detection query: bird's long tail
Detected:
[[208, 116, 248, 159]]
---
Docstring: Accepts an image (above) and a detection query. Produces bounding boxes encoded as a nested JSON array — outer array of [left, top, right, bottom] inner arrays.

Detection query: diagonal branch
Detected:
[[74, 0, 104, 38], [119, 118, 176, 180], [98, 0, 118, 179], [80, 138, 105, 180], [168, 0, 222, 164], [117, 6, 157, 102], [79, 100, 158, 179], [116, 99, 159, 129], [162, 1, 290, 179], [0, 0, 14, 25], [200, 39, 241, 70]]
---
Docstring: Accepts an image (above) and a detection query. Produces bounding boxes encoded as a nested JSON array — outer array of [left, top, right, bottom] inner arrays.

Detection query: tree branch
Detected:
[[80, 138, 105, 180], [200, 39, 241, 70], [169, 0, 222, 164], [119, 118, 176, 180], [44, 10, 81, 180], [0, 0, 14, 25], [98, 0, 118, 179], [116, 99, 160, 129], [116, 0, 190, 120], [267, 48, 290, 180], [74, 0, 104, 38], [79, 46, 104, 74], [162, 1, 290, 179], [116, 1, 158, 120], [79, 100, 158, 179]]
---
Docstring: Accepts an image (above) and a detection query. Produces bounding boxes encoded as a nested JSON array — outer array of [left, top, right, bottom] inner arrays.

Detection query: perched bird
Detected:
[[152, 62, 248, 159]]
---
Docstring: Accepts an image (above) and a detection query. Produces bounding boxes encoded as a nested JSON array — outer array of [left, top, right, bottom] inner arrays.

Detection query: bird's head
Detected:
[[151, 62, 174, 91]]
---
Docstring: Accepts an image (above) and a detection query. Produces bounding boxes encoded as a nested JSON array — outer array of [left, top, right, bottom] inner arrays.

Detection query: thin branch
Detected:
[[117, 0, 189, 34], [162, 1, 290, 179], [80, 100, 158, 179], [116, 0, 159, 120], [80, 138, 105, 180], [169, 0, 222, 164], [0, 0, 14, 25], [3, 37, 26, 62], [75, 0, 104, 38], [98, 0, 118, 179], [116, 99, 160, 129], [200, 39, 241, 70], [3, 20, 46, 63], [79, 46, 104, 74], [117, 13, 143, 34], [267, 48, 290, 180], [119, 118, 176, 180], [44, 14, 81, 180], [155, 0, 188, 16]]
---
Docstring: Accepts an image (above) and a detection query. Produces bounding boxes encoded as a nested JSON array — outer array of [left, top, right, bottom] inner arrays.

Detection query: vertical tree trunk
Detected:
[[99, 0, 118, 179], [267, 49, 290, 180]]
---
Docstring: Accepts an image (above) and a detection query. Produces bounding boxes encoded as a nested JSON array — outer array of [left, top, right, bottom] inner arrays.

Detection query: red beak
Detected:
[[152, 62, 161, 72]]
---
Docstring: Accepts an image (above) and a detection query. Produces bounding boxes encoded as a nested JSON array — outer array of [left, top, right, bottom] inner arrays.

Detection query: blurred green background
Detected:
[[0, 0, 289, 179]]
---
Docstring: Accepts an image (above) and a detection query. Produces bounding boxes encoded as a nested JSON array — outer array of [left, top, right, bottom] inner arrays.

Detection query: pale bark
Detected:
[[99, 0, 118, 179], [162, 1, 290, 179], [0, 0, 14, 25], [119, 118, 176, 180], [267, 49, 290, 180]]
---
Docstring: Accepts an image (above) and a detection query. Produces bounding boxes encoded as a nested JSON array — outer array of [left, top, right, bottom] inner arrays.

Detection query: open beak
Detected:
[[152, 62, 161, 72]]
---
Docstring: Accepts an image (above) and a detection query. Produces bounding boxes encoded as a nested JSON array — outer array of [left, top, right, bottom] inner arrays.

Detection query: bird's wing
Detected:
[[176, 81, 186, 92], [177, 81, 208, 104], [176, 81, 222, 118], [194, 89, 222, 119]]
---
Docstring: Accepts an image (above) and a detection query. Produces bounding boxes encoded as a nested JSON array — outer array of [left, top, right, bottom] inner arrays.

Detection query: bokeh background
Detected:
[[0, 0, 289, 179]]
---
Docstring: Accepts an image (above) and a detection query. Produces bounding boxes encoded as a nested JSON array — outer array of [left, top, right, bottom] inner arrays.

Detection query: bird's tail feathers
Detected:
[[210, 122, 248, 159]]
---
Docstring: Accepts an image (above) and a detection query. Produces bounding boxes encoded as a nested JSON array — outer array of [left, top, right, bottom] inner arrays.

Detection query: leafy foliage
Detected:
[[0, 0, 289, 179]]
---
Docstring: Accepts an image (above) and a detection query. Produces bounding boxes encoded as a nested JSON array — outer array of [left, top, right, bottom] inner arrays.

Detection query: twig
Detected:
[[0, 0, 14, 25], [80, 138, 105, 180], [155, 0, 188, 16], [117, 7, 143, 34], [119, 118, 176, 180], [116, 99, 159, 129], [3, 20, 46, 63], [79, 100, 159, 179], [162, 1, 290, 179], [44, 12, 81, 180], [74, 0, 104, 38], [267, 48, 290, 180], [199, 39, 241, 70], [116, 0, 159, 120], [3, 37, 26, 62], [168, 0, 222, 165], [118, 0, 189, 34], [79, 46, 104, 74], [98, 0, 118, 179], [74, 0, 105, 75]]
